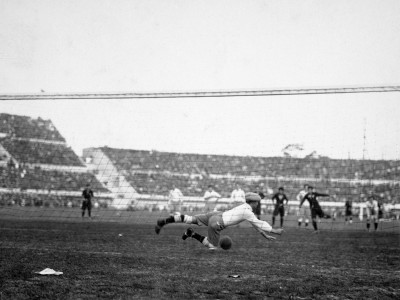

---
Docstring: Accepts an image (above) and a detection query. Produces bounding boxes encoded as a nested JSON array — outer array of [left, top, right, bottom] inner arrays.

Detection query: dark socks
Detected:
[[374, 222, 378, 230], [165, 216, 175, 224], [367, 223, 370, 230], [313, 221, 318, 231], [166, 215, 185, 224], [192, 232, 205, 243], [272, 216, 275, 226], [163, 214, 184, 225]]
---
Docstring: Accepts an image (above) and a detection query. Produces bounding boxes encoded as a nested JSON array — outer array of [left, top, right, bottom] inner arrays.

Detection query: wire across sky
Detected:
[[1, 85, 400, 100]]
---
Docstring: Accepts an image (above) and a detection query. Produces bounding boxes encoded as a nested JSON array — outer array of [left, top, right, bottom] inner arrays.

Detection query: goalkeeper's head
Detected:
[[245, 193, 261, 209]]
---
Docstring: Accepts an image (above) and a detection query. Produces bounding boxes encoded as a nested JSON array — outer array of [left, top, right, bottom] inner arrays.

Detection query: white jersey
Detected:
[[204, 190, 221, 203], [297, 190, 309, 207], [366, 199, 379, 215], [222, 203, 272, 233], [230, 188, 246, 204], [168, 188, 183, 204]]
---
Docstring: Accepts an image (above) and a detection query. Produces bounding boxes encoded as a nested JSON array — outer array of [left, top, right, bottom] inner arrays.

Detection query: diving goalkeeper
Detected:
[[155, 192, 283, 250]]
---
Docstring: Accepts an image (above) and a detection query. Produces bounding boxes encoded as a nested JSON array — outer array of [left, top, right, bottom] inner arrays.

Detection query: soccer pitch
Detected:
[[0, 208, 399, 299]]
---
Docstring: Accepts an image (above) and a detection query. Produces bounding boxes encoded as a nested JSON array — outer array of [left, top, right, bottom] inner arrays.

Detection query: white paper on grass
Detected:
[[36, 268, 63, 275]]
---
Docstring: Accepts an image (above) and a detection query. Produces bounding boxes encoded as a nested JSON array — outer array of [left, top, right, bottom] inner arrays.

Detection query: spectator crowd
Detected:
[[1, 139, 83, 166], [0, 113, 65, 142], [100, 147, 400, 204], [0, 192, 112, 208], [102, 147, 400, 180], [0, 164, 108, 192], [1, 113, 399, 212]]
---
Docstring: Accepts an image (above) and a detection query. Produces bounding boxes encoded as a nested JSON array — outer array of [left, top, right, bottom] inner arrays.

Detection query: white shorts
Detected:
[[168, 202, 182, 212], [298, 206, 309, 218], [366, 208, 378, 220]]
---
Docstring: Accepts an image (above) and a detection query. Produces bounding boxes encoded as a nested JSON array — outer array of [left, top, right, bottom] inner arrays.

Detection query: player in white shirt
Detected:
[[230, 183, 246, 206], [203, 185, 222, 212], [168, 185, 184, 213], [365, 193, 381, 231], [297, 184, 309, 227], [155, 192, 283, 250]]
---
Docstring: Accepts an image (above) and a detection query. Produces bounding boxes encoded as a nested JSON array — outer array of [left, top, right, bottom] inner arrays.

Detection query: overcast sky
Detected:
[[1, 0, 400, 160]]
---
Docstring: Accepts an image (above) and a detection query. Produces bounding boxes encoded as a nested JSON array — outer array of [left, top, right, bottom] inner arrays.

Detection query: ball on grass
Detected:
[[219, 236, 232, 250]]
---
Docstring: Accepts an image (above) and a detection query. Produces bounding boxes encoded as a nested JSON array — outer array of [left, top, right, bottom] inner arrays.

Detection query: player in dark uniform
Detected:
[[378, 198, 384, 220], [299, 186, 331, 233], [254, 186, 265, 219], [82, 184, 94, 218], [271, 187, 288, 228], [344, 199, 353, 224]]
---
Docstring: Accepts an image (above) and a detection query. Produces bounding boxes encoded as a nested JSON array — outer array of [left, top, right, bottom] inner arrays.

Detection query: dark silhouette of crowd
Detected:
[[0, 114, 113, 209], [0, 192, 112, 208], [1, 139, 83, 166], [102, 147, 400, 180], [0, 113, 65, 141], [0, 114, 111, 208], [102, 147, 400, 203], [0, 165, 108, 192]]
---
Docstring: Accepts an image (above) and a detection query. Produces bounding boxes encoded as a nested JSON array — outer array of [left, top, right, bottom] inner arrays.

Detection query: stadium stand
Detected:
[[0, 138, 83, 166], [0, 191, 109, 208], [1, 112, 398, 212], [0, 165, 108, 192], [0, 114, 112, 207], [87, 147, 400, 204], [101, 147, 400, 180], [0, 113, 65, 142]]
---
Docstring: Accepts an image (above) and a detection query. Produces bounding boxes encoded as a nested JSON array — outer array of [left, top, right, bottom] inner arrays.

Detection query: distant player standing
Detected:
[[168, 185, 184, 213], [203, 185, 222, 212], [297, 184, 310, 227], [271, 187, 289, 228], [155, 192, 283, 250], [230, 183, 246, 206], [365, 193, 381, 231], [82, 184, 94, 218], [299, 186, 331, 233], [378, 196, 384, 220], [344, 198, 353, 224], [254, 186, 265, 219]]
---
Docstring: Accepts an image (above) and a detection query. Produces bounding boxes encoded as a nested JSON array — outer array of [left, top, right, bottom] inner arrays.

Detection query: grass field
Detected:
[[1, 207, 399, 299]]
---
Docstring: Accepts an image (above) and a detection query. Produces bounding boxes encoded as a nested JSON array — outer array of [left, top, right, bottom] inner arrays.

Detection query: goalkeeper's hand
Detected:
[[271, 228, 284, 235], [260, 232, 276, 241]]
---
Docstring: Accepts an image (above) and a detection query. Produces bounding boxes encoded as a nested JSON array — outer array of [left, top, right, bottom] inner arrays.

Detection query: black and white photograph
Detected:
[[1, 0, 399, 299]]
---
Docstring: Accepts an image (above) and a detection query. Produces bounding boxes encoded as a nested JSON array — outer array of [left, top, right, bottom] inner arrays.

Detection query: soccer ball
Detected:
[[219, 236, 232, 250]]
